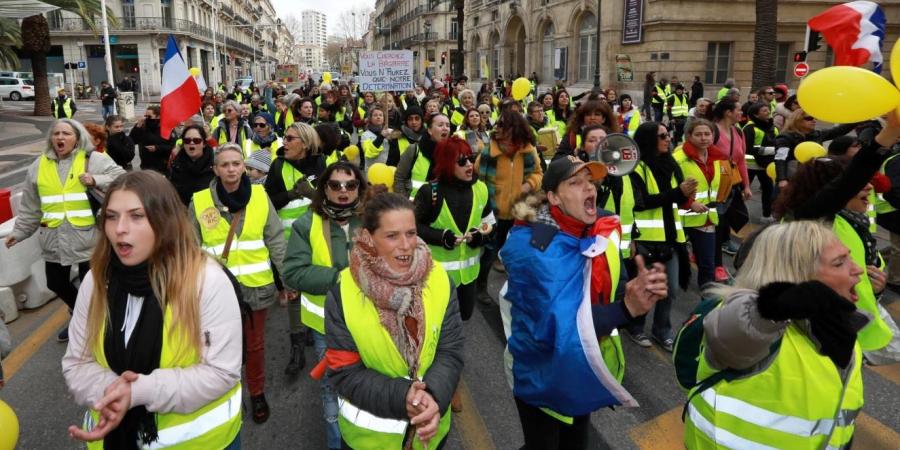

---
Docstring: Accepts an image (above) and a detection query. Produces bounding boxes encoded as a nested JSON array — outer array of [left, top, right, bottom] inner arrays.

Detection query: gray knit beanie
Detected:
[[245, 150, 271, 173]]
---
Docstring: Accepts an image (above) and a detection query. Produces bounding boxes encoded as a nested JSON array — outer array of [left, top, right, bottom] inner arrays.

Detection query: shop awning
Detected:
[[0, 0, 59, 19]]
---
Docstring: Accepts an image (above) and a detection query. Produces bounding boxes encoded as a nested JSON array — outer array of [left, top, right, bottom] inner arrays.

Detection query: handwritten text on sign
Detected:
[[358, 51, 414, 92]]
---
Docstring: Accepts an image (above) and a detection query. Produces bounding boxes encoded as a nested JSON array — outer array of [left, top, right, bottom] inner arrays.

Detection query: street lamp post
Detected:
[[593, 0, 601, 89]]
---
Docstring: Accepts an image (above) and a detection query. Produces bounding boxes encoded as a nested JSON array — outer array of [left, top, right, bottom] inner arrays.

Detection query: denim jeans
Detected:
[[101, 104, 115, 120], [313, 331, 342, 449], [223, 430, 241, 450], [687, 227, 717, 288], [627, 252, 679, 340]]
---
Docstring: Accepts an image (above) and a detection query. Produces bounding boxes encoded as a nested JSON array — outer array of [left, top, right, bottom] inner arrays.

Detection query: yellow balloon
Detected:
[[766, 162, 777, 181], [891, 37, 900, 89], [0, 400, 19, 450], [511, 77, 531, 101], [797, 66, 900, 123], [323, 72, 332, 84], [343, 145, 360, 161], [189, 67, 200, 77], [367, 163, 396, 191], [794, 141, 826, 163]]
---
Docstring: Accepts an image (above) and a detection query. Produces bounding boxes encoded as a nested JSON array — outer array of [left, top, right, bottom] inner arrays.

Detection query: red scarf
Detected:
[[550, 205, 621, 305]]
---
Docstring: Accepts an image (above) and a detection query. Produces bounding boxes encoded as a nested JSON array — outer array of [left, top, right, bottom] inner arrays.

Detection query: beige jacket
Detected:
[[10, 148, 125, 265], [62, 259, 243, 414]]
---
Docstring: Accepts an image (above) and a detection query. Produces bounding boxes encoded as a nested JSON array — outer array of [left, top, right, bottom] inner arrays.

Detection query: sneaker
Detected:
[[721, 240, 740, 256], [626, 330, 652, 348], [250, 393, 270, 424], [652, 334, 675, 352], [57, 327, 69, 343], [714, 266, 731, 282]]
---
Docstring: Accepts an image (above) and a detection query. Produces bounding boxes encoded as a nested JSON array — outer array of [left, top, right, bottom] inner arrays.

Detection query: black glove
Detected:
[[466, 228, 485, 248], [758, 281, 858, 368], [288, 178, 313, 200], [440, 230, 457, 250]]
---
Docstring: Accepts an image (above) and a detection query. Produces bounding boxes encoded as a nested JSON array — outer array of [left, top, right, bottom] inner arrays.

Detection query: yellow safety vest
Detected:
[[685, 325, 863, 450], [52, 97, 74, 118], [300, 212, 333, 334], [605, 177, 635, 258], [408, 150, 431, 201], [674, 149, 720, 228], [632, 162, 686, 243], [37, 150, 95, 228], [670, 94, 689, 118], [337, 265, 453, 450], [429, 181, 488, 285], [243, 137, 281, 160], [832, 215, 894, 351], [277, 161, 313, 239], [85, 308, 241, 450], [192, 185, 274, 287]]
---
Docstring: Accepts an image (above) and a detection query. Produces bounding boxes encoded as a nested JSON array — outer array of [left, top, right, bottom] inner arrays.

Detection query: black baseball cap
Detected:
[[541, 155, 607, 192]]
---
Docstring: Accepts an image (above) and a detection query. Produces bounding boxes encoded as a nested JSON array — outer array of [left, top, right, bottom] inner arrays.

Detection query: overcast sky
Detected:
[[270, 0, 375, 36]]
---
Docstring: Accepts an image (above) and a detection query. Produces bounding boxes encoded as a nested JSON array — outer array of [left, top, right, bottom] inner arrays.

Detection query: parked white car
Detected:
[[0, 77, 35, 100]]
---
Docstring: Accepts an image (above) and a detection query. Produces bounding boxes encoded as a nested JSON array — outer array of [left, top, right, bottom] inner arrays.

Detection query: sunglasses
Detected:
[[183, 137, 204, 145], [284, 135, 300, 142], [326, 180, 360, 191], [658, 133, 671, 140], [803, 116, 815, 121], [457, 154, 477, 166], [252, 122, 268, 128], [765, 91, 775, 94]]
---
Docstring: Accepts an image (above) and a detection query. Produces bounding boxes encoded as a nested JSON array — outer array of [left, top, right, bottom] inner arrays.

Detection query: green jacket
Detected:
[[282, 210, 361, 294]]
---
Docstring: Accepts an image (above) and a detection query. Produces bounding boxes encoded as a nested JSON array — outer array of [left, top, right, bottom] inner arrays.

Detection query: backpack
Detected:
[[673, 297, 781, 420]]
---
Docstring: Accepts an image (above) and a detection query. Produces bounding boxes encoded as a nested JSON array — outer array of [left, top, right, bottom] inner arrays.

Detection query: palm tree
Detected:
[[0, 18, 22, 70], [21, 0, 111, 116], [750, 0, 778, 92]]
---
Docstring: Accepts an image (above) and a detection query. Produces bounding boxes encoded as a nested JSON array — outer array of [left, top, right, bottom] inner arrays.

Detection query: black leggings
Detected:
[[45, 261, 90, 310], [748, 170, 774, 217], [515, 397, 591, 450], [457, 281, 477, 321]]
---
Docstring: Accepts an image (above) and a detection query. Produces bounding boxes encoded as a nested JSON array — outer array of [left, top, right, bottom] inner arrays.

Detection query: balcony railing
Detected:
[[383, 0, 398, 14]]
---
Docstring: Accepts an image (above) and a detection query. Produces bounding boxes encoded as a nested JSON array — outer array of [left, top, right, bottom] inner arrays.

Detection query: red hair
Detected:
[[432, 136, 472, 183]]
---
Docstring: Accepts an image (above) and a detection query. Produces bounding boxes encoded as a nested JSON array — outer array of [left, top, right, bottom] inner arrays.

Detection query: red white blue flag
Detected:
[[160, 35, 200, 138], [808, 1, 886, 72]]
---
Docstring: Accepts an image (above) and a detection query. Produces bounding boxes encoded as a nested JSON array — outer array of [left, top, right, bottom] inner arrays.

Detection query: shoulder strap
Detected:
[[321, 216, 334, 262], [221, 209, 243, 262]]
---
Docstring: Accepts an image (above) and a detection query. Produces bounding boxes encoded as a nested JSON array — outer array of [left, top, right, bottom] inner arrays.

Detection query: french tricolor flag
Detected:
[[160, 35, 200, 138], [808, 1, 886, 72]]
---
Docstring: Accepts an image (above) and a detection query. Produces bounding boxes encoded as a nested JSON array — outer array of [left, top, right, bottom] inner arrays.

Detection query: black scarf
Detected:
[[174, 146, 214, 176], [216, 174, 252, 212], [838, 209, 879, 266], [103, 256, 163, 450]]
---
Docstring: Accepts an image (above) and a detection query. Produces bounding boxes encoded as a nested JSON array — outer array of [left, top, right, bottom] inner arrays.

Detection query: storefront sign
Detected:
[[622, 0, 643, 44], [358, 50, 414, 92]]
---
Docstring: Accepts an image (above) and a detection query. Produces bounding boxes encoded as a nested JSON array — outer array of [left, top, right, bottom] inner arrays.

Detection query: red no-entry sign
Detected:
[[794, 62, 810, 78]]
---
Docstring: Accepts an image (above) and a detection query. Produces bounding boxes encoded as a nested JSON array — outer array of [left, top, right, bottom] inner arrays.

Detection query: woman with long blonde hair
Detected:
[[63, 170, 243, 449]]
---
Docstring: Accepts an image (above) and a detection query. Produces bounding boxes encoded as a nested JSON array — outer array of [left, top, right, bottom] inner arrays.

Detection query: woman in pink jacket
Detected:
[[709, 98, 749, 281]]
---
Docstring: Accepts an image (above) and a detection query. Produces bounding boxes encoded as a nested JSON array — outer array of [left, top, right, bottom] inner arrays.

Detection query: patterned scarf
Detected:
[[349, 229, 433, 376]]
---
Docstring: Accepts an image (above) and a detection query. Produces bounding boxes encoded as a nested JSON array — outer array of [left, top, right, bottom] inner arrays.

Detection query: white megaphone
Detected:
[[589, 133, 640, 176]]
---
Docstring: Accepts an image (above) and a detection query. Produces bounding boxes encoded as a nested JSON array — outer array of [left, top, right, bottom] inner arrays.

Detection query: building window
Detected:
[[161, 0, 173, 28], [492, 46, 500, 81], [542, 23, 555, 83], [450, 18, 458, 41], [705, 42, 731, 84], [122, 0, 135, 28], [775, 42, 790, 83], [578, 13, 596, 82], [427, 49, 435, 62]]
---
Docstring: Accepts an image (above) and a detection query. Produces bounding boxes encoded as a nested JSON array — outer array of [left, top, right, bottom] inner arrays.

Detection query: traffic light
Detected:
[[793, 52, 807, 63], [441, 52, 447, 66], [806, 30, 823, 52]]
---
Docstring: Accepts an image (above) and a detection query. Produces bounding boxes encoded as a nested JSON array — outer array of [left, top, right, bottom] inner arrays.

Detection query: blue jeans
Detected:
[[313, 331, 342, 449], [224, 430, 241, 450], [687, 228, 717, 288], [627, 252, 679, 340], [101, 104, 115, 119]]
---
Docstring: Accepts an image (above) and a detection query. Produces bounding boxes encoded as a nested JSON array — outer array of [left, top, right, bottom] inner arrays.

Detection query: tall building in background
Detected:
[[298, 9, 327, 71]]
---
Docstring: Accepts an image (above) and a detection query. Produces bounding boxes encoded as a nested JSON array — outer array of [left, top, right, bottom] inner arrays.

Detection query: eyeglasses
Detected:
[[183, 137, 204, 145], [326, 180, 360, 191], [284, 135, 300, 142], [252, 122, 268, 128], [457, 154, 477, 166], [658, 133, 671, 140], [803, 116, 815, 121]]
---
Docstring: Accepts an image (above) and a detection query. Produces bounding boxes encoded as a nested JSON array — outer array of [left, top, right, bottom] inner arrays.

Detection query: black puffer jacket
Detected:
[[773, 123, 856, 181], [168, 146, 215, 205]]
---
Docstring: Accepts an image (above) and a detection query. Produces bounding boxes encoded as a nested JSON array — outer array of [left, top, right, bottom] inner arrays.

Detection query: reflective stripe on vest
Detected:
[[429, 181, 487, 285], [684, 325, 863, 450], [633, 163, 686, 243], [192, 185, 274, 287], [337, 264, 453, 449], [278, 162, 312, 238], [832, 216, 894, 351], [86, 308, 242, 450], [619, 177, 635, 258], [674, 150, 720, 227], [37, 150, 95, 228], [409, 152, 431, 200], [300, 212, 333, 334], [670, 95, 689, 117]]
